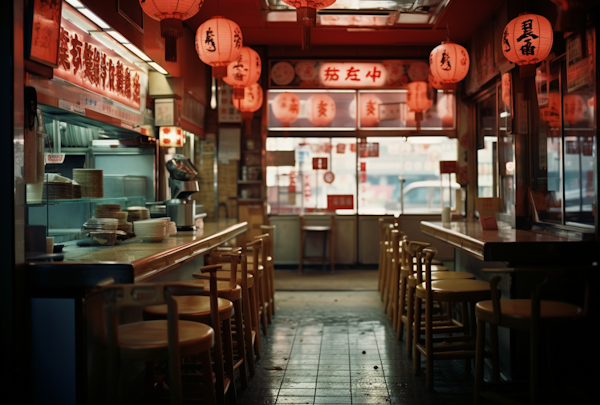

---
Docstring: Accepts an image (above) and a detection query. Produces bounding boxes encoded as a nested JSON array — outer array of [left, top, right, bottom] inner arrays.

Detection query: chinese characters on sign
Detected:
[[54, 19, 144, 111], [327, 195, 354, 211], [319, 63, 387, 88], [312, 157, 328, 170]]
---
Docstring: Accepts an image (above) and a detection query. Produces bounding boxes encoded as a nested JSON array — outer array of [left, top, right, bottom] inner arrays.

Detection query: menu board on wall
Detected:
[[269, 59, 430, 89]]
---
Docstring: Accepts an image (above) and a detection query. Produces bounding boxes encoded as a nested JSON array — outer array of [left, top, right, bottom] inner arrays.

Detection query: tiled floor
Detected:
[[239, 291, 474, 405]]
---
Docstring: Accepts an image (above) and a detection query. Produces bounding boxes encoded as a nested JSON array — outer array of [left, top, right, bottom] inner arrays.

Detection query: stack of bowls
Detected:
[[73, 169, 103, 197], [96, 204, 133, 236], [126, 206, 151, 222], [82, 218, 119, 246], [133, 218, 170, 242]]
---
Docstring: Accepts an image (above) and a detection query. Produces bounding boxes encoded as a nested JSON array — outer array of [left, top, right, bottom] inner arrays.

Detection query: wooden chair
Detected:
[[413, 247, 492, 390], [378, 218, 396, 296], [87, 282, 216, 405], [198, 242, 263, 376], [382, 226, 400, 312], [143, 265, 238, 405], [475, 275, 588, 405], [394, 238, 448, 337], [260, 224, 276, 319], [299, 213, 335, 274]]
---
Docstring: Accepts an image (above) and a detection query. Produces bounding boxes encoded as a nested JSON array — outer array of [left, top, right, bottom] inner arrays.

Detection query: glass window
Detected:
[[477, 91, 497, 199]]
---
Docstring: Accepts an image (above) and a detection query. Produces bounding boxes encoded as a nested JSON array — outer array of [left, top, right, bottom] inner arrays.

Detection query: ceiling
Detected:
[[186, 0, 505, 51]]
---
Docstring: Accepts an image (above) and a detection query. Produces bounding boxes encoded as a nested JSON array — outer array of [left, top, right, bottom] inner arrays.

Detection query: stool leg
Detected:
[[242, 287, 256, 376], [425, 295, 434, 390], [405, 285, 414, 356], [397, 275, 407, 339], [413, 295, 422, 374], [490, 324, 499, 382], [233, 300, 249, 390], [222, 319, 238, 404], [474, 319, 485, 405], [200, 350, 217, 405]]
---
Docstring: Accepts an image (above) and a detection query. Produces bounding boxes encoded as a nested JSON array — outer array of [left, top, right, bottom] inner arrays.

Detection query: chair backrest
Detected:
[[418, 247, 438, 289], [253, 232, 270, 266], [300, 213, 335, 229], [260, 225, 275, 258], [407, 241, 430, 275], [88, 281, 207, 404], [215, 247, 243, 289]]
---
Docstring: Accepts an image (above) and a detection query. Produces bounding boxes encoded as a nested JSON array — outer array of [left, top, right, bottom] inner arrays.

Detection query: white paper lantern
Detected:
[[196, 16, 243, 78]]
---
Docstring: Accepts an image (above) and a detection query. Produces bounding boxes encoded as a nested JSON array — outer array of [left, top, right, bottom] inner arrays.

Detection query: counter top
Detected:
[[421, 220, 597, 263], [27, 220, 247, 292]]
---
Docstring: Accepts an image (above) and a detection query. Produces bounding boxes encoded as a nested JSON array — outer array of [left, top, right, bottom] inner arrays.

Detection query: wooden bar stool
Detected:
[[88, 282, 217, 405], [260, 224, 276, 319], [378, 218, 395, 296], [199, 241, 264, 373], [413, 247, 492, 390], [383, 228, 401, 317], [475, 275, 587, 405], [299, 213, 334, 274], [402, 252, 474, 357], [144, 265, 238, 404], [395, 238, 448, 339]]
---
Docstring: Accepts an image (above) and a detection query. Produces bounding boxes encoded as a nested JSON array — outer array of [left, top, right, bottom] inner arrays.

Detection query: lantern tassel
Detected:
[[161, 18, 184, 63], [233, 87, 245, 100], [415, 112, 422, 132], [298, 7, 316, 51]]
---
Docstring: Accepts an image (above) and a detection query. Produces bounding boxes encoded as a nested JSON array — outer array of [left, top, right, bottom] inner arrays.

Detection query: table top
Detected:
[[421, 219, 597, 264], [27, 220, 247, 289]]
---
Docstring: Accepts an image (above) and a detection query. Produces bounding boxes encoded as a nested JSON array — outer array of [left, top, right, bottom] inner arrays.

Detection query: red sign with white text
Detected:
[[312, 157, 328, 170], [328, 195, 354, 210], [54, 18, 146, 111]]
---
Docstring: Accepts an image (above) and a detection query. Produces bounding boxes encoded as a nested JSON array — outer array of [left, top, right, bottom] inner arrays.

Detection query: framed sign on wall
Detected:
[[27, 0, 63, 68]]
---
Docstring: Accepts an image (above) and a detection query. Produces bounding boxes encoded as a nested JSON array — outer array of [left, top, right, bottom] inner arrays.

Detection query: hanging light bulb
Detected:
[[281, 1, 337, 50], [139, 0, 204, 62], [196, 16, 243, 78]]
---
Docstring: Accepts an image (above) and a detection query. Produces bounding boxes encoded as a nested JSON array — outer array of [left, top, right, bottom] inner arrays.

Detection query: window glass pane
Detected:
[[498, 77, 515, 215], [266, 137, 357, 214], [357, 136, 457, 214], [477, 92, 497, 198]]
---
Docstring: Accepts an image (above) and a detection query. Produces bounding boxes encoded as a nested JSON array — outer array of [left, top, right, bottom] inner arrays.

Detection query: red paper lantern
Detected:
[[428, 74, 443, 90], [223, 46, 262, 100], [281, 1, 336, 50], [140, 0, 204, 63], [429, 41, 470, 91], [233, 83, 263, 134], [407, 81, 433, 131], [359, 94, 381, 128], [272, 92, 301, 126], [503, 13, 553, 77], [196, 16, 243, 78], [305, 94, 336, 126]]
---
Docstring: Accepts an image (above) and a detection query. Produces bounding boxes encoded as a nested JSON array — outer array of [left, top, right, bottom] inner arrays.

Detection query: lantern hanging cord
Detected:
[[446, 23, 450, 42]]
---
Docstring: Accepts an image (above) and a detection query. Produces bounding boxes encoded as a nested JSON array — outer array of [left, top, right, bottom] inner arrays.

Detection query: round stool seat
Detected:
[[475, 299, 583, 330], [407, 271, 474, 287], [183, 278, 241, 301], [416, 279, 491, 302], [118, 320, 214, 359], [144, 296, 234, 323]]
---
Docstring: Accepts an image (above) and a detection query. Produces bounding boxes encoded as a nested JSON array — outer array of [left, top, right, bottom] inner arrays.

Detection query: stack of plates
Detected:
[[73, 169, 103, 197], [126, 206, 150, 222], [168, 221, 177, 236], [133, 218, 170, 242], [95, 205, 128, 224], [72, 183, 82, 199], [42, 182, 73, 200], [83, 217, 119, 231]]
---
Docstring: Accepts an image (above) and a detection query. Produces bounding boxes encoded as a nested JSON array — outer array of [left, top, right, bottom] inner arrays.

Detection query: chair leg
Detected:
[[405, 286, 414, 357], [222, 319, 238, 405], [242, 287, 256, 376], [200, 350, 217, 405], [397, 277, 407, 340], [233, 300, 249, 390], [259, 277, 269, 336], [413, 296, 422, 374], [425, 296, 433, 391], [248, 282, 261, 359], [474, 319, 485, 405], [490, 324, 499, 382]]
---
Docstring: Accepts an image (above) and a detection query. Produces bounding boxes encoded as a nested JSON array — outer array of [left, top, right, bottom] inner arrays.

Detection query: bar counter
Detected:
[[421, 219, 597, 264], [28, 219, 247, 293]]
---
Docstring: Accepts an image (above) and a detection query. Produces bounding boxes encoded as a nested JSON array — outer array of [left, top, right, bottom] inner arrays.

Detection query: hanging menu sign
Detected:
[[269, 60, 430, 89], [53, 18, 147, 112]]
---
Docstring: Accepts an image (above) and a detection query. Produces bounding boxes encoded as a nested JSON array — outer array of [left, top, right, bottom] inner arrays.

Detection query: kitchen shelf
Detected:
[[27, 196, 145, 207]]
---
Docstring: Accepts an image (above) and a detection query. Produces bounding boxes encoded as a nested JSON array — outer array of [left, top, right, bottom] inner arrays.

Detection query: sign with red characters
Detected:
[[327, 195, 354, 210], [54, 18, 147, 111], [312, 157, 328, 170]]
